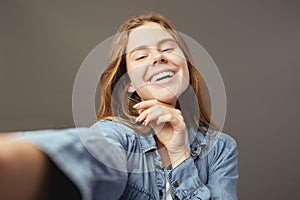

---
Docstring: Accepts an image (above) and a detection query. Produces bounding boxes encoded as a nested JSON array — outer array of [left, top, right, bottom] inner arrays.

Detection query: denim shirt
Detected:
[[16, 120, 238, 200], [89, 120, 239, 200]]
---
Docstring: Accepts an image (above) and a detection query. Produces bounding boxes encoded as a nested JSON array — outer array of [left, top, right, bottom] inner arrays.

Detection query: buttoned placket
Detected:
[[139, 129, 208, 199], [153, 150, 167, 200]]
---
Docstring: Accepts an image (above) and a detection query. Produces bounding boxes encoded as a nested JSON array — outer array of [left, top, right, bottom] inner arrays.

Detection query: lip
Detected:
[[147, 68, 176, 83]]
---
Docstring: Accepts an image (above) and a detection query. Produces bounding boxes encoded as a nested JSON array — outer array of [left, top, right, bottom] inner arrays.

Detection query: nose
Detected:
[[152, 50, 167, 65]]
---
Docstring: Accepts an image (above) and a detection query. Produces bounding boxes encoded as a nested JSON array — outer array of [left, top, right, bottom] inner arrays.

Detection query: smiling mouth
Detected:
[[150, 71, 175, 83]]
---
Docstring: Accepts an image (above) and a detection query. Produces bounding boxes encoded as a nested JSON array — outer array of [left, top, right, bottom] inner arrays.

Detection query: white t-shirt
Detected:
[[165, 178, 172, 200]]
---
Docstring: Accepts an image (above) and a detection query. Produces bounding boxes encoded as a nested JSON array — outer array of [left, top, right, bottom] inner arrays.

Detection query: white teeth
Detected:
[[150, 71, 175, 82]]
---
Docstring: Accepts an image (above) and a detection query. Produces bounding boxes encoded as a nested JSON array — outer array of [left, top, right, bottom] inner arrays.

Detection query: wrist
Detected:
[[170, 149, 190, 168]]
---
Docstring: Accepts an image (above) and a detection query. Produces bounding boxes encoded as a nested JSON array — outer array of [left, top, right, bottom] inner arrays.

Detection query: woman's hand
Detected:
[[134, 99, 190, 167]]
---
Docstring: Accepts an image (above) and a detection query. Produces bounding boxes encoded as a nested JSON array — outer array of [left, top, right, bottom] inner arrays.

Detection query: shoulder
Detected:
[[214, 132, 238, 161], [90, 120, 137, 148], [202, 131, 239, 179], [215, 131, 238, 150], [90, 120, 136, 135], [203, 131, 239, 172]]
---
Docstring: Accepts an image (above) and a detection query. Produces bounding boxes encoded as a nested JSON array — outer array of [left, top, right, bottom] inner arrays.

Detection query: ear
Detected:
[[127, 82, 136, 93]]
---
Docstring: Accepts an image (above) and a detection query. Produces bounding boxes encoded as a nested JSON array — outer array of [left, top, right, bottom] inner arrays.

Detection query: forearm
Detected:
[[0, 137, 49, 200]]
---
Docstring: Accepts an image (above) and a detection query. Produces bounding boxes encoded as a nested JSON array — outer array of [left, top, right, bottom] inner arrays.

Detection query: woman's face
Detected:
[[126, 22, 189, 105]]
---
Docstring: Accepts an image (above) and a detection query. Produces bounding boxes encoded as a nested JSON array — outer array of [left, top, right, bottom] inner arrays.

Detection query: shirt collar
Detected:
[[139, 133, 157, 154]]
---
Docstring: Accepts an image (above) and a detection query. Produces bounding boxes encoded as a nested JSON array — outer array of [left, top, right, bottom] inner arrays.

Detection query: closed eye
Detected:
[[161, 48, 174, 52], [135, 55, 147, 60]]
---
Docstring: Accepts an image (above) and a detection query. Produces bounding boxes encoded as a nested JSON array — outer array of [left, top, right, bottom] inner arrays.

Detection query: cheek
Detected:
[[183, 63, 190, 82], [168, 50, 186, 65], [169, 54, 189, 80], [135, 86, 154, 101], [127, 63, 147, 87]]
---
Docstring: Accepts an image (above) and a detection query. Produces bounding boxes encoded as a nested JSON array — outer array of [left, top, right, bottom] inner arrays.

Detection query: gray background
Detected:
[[1, 0, 299, 199]]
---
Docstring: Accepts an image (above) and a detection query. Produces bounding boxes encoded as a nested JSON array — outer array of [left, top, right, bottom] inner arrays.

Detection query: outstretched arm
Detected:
[[0, 128, 128, 200], [0, 135, 49, 200]]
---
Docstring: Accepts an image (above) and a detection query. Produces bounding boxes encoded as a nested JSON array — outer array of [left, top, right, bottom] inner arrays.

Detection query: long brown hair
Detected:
[[97, 11, 214, 134]]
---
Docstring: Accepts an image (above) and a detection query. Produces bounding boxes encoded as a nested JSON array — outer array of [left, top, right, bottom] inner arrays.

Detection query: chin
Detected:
[[153, 93, 178, 105], [137, 84, 188, 104], [160, 99, 177, 104]]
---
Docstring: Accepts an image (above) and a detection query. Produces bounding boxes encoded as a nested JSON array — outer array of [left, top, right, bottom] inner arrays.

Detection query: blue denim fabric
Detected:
[[89, 120, 239, 200], [15, 128, 127, 200], [16, 119, 238, 200]]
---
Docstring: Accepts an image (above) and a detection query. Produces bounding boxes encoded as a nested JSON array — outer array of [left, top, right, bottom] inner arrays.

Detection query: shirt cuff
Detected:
[[166, 157, 211, 199]]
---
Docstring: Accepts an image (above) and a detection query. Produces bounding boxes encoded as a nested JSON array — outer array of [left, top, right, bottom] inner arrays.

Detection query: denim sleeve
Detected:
[[15, 128, 127, 200], [166, 134, 238, 200], [166, 157, 211, 199], [206, 136, 239, 199]]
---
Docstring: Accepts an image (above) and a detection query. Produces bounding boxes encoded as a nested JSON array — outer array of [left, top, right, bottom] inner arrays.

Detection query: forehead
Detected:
[[126, 22, 174, 52]]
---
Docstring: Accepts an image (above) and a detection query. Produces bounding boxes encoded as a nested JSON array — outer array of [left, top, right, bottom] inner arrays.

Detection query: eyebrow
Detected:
[[128, 38, 176, 56]]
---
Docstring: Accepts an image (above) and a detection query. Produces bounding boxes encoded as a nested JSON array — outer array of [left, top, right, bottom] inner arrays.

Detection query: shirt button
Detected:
[[172, 181, 179, 187], [159, 189, 163, 196]]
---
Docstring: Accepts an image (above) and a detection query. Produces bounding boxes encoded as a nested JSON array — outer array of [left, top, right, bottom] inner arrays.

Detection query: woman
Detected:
[[0, 12, 238, 199], [91, 11, 239, 199]]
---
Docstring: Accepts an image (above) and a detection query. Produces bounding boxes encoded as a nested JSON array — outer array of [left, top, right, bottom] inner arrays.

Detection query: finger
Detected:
[[135, 105, 162, 124], [134, 99, 174, 110], [133, 99, 158, 110], [134, 100, 158, 123], [137, 108, 144, 115], [143, 107, 165, 126], [156, 111, 185, 131], [134, 108, 145, 124], [157, 113, 180, 126], [156, 114, 172, 125], [135, 107, 151, 123]]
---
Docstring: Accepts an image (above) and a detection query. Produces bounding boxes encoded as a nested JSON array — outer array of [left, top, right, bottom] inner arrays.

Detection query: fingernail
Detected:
[[135, 116, 141, 122], [142, 121, 146, 126], [133, 103, 140, 108]]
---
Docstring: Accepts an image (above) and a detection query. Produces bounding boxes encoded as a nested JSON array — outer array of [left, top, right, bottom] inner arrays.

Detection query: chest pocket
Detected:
[[119, 170, 158, 200], [120, 182, 156, 200]]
